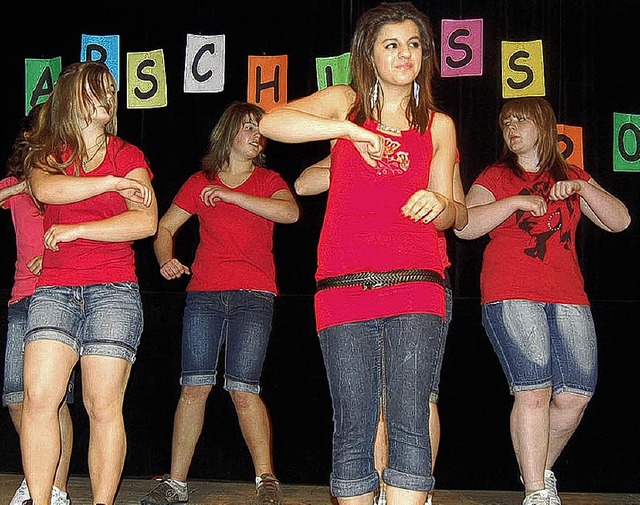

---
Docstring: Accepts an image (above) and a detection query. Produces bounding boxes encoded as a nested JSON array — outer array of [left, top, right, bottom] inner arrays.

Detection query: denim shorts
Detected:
[[318, 313, 442, 497], [482, 300, 597, 396], [180, 290, 275, 394], [3, 296, 75, 406], [25, 283, 143, 363], [429, 286, 452, 403]]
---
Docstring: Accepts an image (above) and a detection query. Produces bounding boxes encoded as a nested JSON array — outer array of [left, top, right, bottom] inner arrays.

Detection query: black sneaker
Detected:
[[255, 473, 282, 505]]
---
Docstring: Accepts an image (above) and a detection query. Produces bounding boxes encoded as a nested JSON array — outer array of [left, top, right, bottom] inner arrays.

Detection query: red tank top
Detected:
[[315, 117, 445, 331]]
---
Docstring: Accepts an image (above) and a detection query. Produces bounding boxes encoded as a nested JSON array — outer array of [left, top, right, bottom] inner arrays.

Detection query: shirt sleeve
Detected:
[[114, 140, 152, 180], [173, 173, 201, 214]]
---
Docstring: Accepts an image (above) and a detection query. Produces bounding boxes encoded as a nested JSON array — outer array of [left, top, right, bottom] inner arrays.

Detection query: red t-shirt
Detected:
[[1, 176, 44, 304], [37, 135, 152, 287], [315, 118, 446, 331], [173, 167, 289, 294], [474, 162, 591, 305]]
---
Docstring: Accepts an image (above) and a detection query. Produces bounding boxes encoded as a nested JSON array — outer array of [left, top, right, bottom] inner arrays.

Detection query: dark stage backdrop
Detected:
[[1, 0, 638, 494]]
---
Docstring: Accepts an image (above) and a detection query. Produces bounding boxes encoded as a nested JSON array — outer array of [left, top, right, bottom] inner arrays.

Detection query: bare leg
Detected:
[[511, 388, 551, 493], [373, 411, 388, 480], [21, 340, 77, 505], [386, 486, 428, 504], [546, 392, 589, 469], [81, 355, 132, 505], [230, 390, 275, 477], [169, 385, 212, 481], [9, 400, 73, 495], [54, 404, 74, 493], [8, 402, 22, 431], [429, 402, 440, 470], [336, 493, 376, 504]]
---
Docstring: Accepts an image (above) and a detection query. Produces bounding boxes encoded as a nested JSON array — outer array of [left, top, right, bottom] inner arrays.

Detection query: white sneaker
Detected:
[[425, 492, 433, 505], [544, 470, 561, 505], [376, 484, 386, 505], [9, 479, 30, 505], [51, 486, 71, 505], [523, 490, 550, 505]]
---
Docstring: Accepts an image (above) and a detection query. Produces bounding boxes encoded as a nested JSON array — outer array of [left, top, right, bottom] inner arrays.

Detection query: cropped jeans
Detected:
[[318, 313, 443, 497], [482, 300, 597, 396]]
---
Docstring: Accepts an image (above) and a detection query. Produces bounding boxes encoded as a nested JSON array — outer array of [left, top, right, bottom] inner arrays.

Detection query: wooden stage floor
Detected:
[[1, 474, 638, 505]]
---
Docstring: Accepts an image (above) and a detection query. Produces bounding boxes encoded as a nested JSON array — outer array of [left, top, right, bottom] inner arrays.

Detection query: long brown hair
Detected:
[[24, 61, 118, 178], [200, 101, 266, 179], [349, 1, 440, 133], [499, 97, 569, 181]]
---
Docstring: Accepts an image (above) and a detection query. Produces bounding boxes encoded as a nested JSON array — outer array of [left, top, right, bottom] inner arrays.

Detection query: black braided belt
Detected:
[[316, 268, 445, 291]]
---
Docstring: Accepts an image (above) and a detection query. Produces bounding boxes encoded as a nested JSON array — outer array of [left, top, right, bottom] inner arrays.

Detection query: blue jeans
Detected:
[[318, 313, 442, 497], [482, 300, 597, 396], [430, 286, 452, 403], [25, 283, 143, 362], [181, 290, 275, 393], [3, 297, 75, 406]]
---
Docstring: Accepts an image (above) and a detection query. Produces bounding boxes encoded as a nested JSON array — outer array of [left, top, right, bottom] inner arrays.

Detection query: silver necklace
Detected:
[[377, 122, 402, 135], [82, 135, 107, 168]]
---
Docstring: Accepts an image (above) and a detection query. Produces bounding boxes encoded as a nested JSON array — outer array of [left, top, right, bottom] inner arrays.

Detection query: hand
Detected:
[[513, 195, 547, 216], [347, 124, 384, 167], [159, 258, 191, 280], [402, 189, 448, 223], [200, 185, 235, 207], [549, 180, 584, 201], [26, 255, 43, 276], [43, 224, 80, 251], [113, 177, 153, 207]]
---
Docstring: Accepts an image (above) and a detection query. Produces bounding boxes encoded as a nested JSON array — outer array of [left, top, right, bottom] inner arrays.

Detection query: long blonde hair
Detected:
[[24, 61, 118, 178]]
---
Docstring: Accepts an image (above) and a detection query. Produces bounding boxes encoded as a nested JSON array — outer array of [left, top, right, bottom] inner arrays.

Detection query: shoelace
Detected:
[[525, 490, 550, 505], [256, 475, 280, 503]]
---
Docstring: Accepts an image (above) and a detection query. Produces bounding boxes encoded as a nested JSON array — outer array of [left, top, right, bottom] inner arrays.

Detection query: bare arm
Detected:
[[42, 167, 158, 250], [29, 168, 152, 207], [0, 179, 27, 206], [550, 178, 631, 232], [402, 113, 457, 231], [452, 162, 469, 231], [259, 85, 384, 167], [154, 203, 192, 280], [454, 184, 547, 240], [294, 155, 330, 196], [200, 186, 300, 224]]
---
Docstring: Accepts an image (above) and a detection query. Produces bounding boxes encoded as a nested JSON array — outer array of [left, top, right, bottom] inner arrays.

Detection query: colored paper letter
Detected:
[[613, 113, 640, 172], [501, 40, 545, 98], [247, 55, 288, 112], [557, 124, 584, 169], [441, 19, 483, 77], [127, 49, 168, 109], [316, 52, 351, 90], [24, 57, 62, 115], [184, 34, 225, 93], [81, 34, 120, 90]]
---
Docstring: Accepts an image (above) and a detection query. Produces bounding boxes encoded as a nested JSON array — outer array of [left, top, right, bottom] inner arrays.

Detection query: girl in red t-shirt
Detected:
[[20, 61, 157, 505], [142, 102, 299, 505], [456, 97, 630, 505]]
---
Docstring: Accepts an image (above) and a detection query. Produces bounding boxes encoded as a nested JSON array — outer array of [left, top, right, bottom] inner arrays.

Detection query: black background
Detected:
[[1, 0, 638, 494]]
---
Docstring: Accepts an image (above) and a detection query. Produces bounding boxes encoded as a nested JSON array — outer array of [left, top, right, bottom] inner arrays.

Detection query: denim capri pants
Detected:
[[25, 282, 144, 363], [319, 312, 443, 497], [482, 299, 597, 396], [180, 290, 275, 394], [3, 296, 75, 406]]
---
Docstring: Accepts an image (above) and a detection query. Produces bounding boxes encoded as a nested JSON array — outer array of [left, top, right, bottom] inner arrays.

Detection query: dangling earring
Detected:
[[370, 79, 379, 110], [413, 81, 420, 107]]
